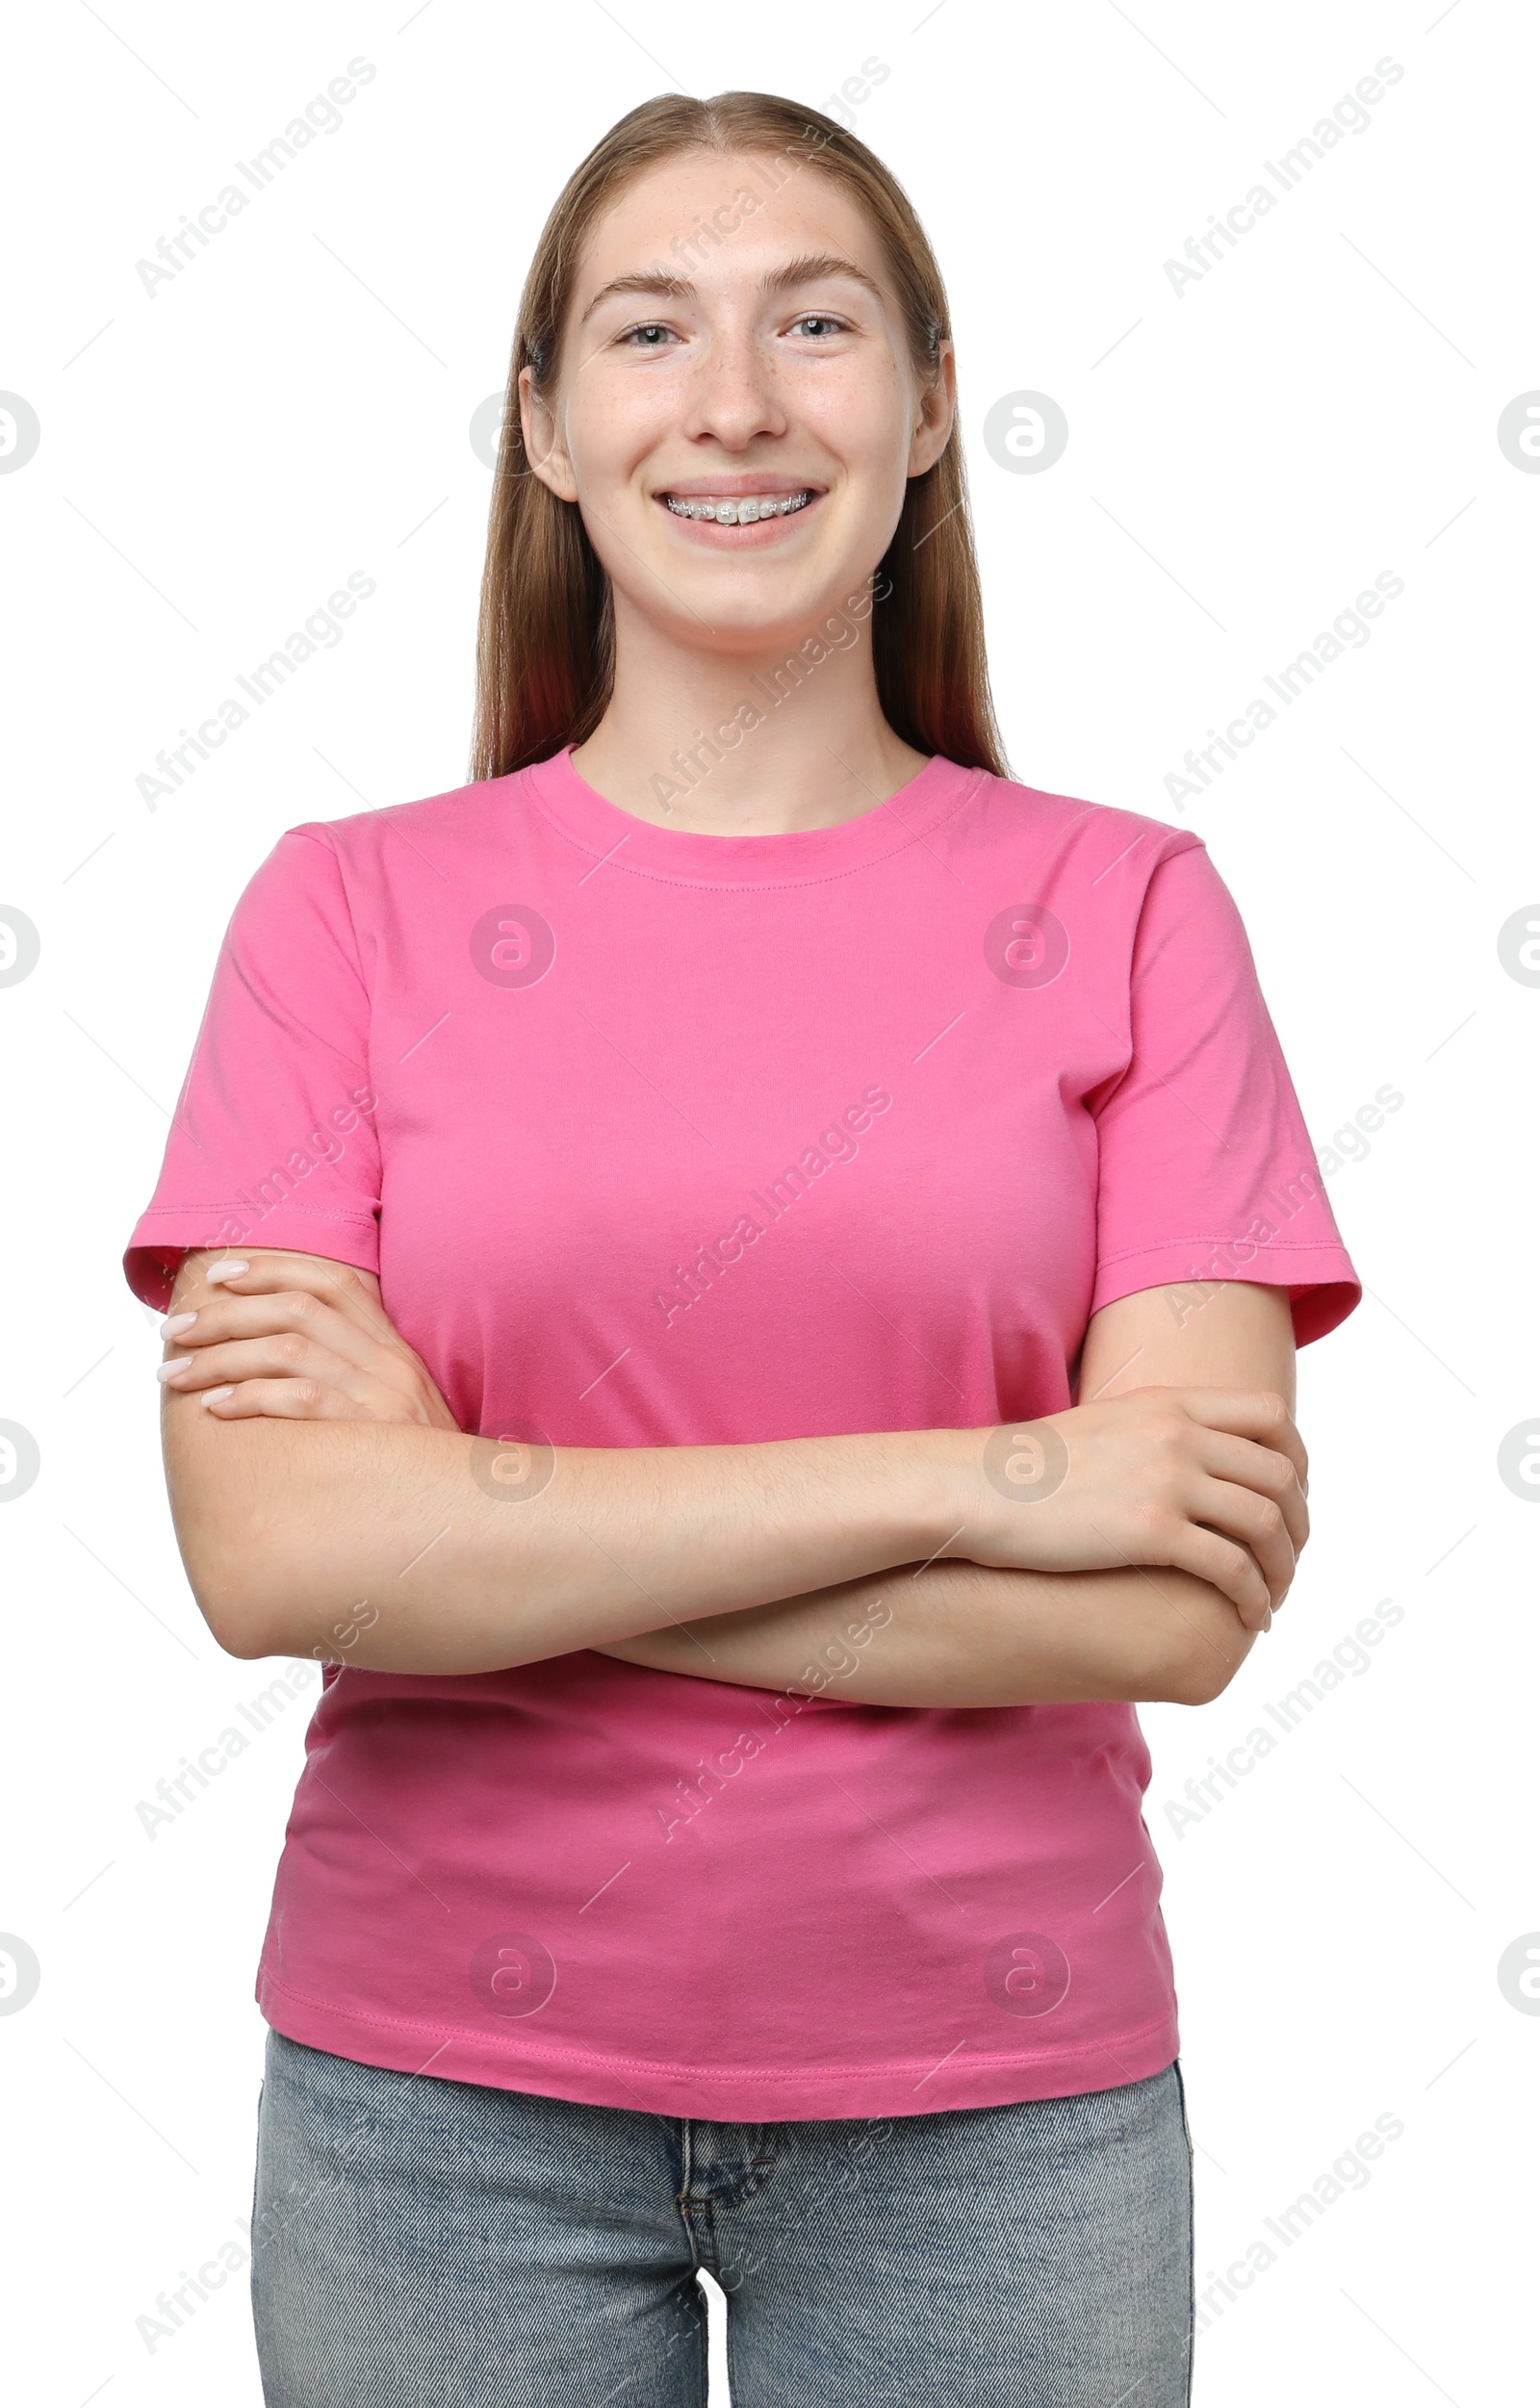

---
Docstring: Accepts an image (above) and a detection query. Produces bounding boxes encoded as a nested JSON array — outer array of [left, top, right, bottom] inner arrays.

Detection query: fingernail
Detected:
[[205, 1260, 248, 1286], [156, 1357, 194, 1382], [201, 1386, 235, 1406], [161, 1312, 196, 1337]]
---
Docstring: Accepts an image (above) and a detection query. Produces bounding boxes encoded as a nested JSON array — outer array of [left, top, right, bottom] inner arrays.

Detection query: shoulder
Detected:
[[274, 768, 528, 880], [962, 765, 1209, 899], [214, 772, 537, 989], [232, 767, 556, 940]]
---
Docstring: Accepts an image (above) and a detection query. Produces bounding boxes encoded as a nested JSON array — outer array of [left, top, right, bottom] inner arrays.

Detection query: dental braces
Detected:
[[664, 491, 812, 525]]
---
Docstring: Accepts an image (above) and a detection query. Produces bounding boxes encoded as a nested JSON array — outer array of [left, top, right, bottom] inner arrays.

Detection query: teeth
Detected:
[[663, 490, 812, 525]]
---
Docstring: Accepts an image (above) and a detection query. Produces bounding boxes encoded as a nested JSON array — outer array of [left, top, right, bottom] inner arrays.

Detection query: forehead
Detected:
[[576, 149, 890, 298]]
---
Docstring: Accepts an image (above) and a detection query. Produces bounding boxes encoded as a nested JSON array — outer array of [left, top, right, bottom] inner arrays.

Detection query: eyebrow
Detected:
[[577, 251, 886, 327]]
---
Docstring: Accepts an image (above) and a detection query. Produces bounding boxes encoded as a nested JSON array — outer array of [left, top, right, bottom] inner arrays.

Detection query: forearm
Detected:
[[593, 1555, 1258, 1707], [158, 1258, 1297, 1683], [165, 1407, 941, 1673]]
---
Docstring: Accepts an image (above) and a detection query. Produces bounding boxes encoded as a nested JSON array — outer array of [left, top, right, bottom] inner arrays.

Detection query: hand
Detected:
[[157, 1250, 460, 1430], [943, 1387, 1308, 1633]]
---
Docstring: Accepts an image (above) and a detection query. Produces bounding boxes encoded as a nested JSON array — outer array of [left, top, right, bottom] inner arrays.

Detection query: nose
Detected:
[[679, 324, 789, 453]]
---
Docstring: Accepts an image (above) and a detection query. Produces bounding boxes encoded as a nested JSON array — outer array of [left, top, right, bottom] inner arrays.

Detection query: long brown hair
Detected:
[[471, 91, 1008, 782]]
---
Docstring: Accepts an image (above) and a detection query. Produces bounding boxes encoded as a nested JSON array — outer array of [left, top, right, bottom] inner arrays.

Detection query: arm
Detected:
[[155, 1253, 1303, 1684], [158, 1249, 940, 1670], [594, 1280, 1301, 1706], [591, 1555, 1263, 1708]]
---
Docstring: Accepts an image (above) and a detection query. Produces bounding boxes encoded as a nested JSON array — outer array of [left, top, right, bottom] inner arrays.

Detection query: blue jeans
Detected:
[[251, 2031, 1194, 2404]]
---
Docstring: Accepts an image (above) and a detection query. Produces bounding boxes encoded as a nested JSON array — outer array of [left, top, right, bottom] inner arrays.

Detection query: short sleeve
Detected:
[[123, 829, 381, 1311], [1088, 838, 1361, 1346]]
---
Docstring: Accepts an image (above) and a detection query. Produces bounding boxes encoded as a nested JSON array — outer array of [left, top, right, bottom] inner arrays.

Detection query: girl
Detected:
[[127, 90, 1359, 2407]]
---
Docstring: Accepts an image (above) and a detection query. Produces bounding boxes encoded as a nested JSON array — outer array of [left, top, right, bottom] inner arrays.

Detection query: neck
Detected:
[[569, 588, 929, 836]]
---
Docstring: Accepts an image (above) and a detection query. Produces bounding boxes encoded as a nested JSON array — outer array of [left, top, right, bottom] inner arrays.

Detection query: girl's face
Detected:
[[523, 149, 955, 655]]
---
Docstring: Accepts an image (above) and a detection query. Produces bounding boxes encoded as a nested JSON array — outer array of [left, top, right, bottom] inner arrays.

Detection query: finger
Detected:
[[1189, 1476, 1296, 1612], [1193, 1428, 1309, 1556], [1170, 1389, 1307, 1492], [196, 1377, 372, 1422], [161, 1292, 392, 1381], [192, 1251, 390, 1341], [1166, 1523, 1274, 1630], [159, 1335, 372, 1398], [1090, 1499, 1274, 1633]]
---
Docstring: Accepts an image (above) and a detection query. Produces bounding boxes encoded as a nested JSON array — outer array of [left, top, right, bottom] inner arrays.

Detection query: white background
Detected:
[[1, 2, 1533, 2400]]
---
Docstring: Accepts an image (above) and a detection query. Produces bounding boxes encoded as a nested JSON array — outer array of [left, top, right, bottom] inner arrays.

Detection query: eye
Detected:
[[788, 313, 848, 340], [617, 321, 680, 350]]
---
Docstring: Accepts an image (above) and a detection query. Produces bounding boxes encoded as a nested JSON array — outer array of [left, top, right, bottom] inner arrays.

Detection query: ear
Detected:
[[518, 365, 578, 503], [908, 340, 957, 480]]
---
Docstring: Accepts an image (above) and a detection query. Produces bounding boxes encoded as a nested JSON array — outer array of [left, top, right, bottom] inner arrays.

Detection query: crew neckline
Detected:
[[522, 743, 987, 889]]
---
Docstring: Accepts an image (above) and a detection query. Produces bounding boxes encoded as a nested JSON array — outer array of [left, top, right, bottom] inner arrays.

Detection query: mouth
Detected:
[[655, 484, 822, 530]]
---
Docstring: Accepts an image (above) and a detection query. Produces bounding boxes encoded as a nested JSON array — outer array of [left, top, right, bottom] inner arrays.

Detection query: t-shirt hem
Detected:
[[256, 1970, 1180, 2120]]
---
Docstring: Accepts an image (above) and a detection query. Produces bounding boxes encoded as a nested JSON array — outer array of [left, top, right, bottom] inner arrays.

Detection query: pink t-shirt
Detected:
[[125, 746, 1360, 2118]]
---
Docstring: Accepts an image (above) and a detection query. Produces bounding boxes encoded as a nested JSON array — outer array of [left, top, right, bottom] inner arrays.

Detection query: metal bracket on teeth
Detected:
[[665, 494, 808, 525]]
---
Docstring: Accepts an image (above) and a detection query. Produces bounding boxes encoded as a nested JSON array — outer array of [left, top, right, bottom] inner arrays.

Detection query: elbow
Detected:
[[179, 1535, 290, 1662], [1160, 1626, 1256, 1707], [198, 1585, 285, 1664], [164, 1418, 311, 1659], [209, 1608, 285, 1663]]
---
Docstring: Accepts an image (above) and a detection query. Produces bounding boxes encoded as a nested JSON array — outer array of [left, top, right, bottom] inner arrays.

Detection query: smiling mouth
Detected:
[[660, 489, 816, 525]]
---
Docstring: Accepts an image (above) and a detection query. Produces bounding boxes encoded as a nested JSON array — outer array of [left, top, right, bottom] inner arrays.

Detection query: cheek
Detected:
[[809, 367, 917, 508], [801, 353, 907, 443], [566, 369, 675, 490]]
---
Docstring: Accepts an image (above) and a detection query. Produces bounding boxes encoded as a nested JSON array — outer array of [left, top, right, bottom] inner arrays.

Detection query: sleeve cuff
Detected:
[[123, 1205, 380, 1312], [1089, 1239, 1362, 1347]]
